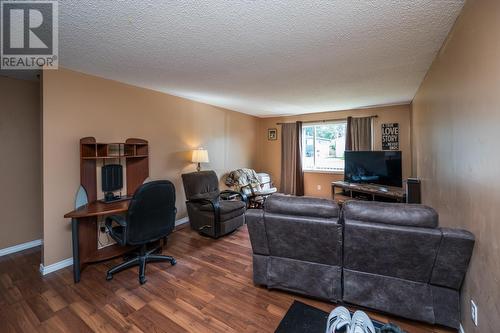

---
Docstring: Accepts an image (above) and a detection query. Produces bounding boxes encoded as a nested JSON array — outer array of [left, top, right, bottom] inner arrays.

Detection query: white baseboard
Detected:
[[459, 324, 465, 333], [39, 217, 189, 276], [0, 239, 42, 257], [39, 257, 73, 276], [175, 216, 189, 226]]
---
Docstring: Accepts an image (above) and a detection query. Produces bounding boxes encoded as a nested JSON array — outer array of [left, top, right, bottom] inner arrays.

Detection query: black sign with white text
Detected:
[[382, 123, 399, 150]]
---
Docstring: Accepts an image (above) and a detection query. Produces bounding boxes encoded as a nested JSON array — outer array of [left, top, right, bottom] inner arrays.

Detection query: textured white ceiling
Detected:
[[56, 0, 464, 117]]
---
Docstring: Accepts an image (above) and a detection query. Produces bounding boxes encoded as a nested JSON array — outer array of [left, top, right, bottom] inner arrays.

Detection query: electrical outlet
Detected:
[[317, 185, 322, 191], [471, 299, 478, 326]]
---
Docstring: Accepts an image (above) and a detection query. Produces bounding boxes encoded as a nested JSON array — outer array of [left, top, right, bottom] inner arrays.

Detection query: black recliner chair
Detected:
[[181, 171, 247, 238], [105, 180, 177, 284]]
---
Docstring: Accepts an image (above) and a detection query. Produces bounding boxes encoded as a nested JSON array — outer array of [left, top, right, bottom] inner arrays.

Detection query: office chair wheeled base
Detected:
[[106, 244, 176, 285]]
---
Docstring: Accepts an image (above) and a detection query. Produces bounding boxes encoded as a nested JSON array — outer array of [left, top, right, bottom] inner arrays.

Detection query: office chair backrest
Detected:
[[127, 180, 177, 245], [181, 170, 219, 200]]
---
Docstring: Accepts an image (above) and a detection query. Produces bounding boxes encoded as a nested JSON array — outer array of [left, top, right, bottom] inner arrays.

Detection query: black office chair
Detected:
[[105, 180, 177, 284]]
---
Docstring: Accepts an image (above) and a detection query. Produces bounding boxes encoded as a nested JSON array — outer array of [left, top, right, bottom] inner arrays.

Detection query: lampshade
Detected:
[[191, 148, 209, 163]]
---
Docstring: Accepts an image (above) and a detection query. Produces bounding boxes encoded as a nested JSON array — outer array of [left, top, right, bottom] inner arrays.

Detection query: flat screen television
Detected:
[[344, 151, 402, 187]]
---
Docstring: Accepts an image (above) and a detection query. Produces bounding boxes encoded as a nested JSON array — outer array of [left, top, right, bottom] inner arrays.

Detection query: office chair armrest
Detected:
[[105, 215, 127, 244], [220, 190, 248, 205], [105, 215, 127, 227]]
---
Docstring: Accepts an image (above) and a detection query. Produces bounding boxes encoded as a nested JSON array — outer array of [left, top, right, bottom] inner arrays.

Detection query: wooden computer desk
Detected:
[[64, 199, 134, 283], [65, 137, 150, 283]]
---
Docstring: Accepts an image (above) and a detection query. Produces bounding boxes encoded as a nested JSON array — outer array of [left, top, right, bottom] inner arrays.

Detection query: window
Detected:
[[302, 121, 347, 172]]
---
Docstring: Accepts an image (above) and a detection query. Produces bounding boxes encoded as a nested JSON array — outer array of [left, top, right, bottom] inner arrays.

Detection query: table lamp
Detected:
[[192, 148, 209, 172]]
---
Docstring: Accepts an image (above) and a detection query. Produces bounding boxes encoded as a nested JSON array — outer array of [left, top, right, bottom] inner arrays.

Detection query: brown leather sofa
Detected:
[[246, 194, 475, 329]]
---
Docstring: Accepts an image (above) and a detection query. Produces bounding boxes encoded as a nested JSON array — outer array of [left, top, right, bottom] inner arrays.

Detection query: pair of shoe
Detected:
[[326, 306, 376, 333]]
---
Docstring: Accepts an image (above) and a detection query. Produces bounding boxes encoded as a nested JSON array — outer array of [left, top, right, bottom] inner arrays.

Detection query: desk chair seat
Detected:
[[105, 180, 177, 284]]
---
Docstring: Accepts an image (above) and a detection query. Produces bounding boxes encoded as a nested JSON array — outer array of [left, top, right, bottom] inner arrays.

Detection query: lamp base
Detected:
[[196, 163, 201, 172]]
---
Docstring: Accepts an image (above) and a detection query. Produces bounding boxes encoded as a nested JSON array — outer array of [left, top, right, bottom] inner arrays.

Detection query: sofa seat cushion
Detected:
[[265, 193, 339, 218], [343, 201, 438, 228]]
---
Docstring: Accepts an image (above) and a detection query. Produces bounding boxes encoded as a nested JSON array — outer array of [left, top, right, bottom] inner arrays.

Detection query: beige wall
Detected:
[[42, 68, 259, 266], [412, 0, 500, 331], [257, 104, 411, 198], [0, 76, 42, 249]]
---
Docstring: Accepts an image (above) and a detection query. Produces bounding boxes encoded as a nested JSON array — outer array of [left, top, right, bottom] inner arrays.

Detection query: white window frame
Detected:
[[302, 120, 347, 174]]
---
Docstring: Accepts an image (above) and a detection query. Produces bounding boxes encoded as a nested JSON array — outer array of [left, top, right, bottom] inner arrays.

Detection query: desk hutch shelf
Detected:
[[80, 137, 149, 200]]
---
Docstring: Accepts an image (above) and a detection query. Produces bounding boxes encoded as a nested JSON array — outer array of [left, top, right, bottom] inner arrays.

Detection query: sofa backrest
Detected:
[[343, 201, 438, 228], [343, 219, 442, 283], [265, 194, 339, 218], [343, 201, 441, 283], [343, 201, 474, 289], [262, 194, 342, 266]]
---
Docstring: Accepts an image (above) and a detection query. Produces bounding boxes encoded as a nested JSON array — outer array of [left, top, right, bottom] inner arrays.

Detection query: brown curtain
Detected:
[[345, 116, 372, 151], [280, 122, 304, 195], [295, 121, 304, 196]]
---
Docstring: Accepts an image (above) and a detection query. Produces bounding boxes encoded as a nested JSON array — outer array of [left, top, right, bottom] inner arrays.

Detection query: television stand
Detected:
[[331, 181, 406, 203]]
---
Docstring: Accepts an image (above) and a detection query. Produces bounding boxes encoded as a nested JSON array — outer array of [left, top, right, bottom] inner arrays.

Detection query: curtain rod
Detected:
[[276, 115, 378, 126]]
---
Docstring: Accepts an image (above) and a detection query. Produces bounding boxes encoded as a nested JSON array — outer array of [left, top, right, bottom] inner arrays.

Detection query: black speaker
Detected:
[[406, 178, 421, 204]]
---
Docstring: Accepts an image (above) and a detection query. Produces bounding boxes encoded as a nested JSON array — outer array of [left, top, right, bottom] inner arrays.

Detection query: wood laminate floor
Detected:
[[0, 225, 456, 333]]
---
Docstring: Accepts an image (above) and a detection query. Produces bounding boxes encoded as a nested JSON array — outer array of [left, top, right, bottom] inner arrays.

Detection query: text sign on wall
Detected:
[[382, 123, 399, 150]]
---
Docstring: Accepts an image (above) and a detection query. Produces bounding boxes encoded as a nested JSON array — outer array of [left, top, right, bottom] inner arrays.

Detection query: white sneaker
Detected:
[[326, 306, 351, 333], [348, 311, 376, 333]]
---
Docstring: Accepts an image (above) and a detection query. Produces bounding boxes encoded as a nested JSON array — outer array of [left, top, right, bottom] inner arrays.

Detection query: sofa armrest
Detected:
[[431, 228, 475, 290], [246, 209, 269, 255]]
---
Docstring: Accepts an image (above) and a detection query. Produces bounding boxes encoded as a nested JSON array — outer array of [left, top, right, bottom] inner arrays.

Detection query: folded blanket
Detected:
[[225, 168, 260, 195]]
